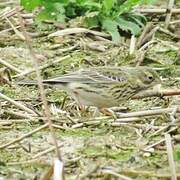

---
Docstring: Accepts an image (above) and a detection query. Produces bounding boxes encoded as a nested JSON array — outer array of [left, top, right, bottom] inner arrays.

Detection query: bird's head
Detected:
[[126, 66, 161, 90]]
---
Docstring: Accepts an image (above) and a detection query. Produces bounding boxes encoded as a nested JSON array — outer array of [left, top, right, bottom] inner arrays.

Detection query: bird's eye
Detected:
[[148, 75, 153, 81]]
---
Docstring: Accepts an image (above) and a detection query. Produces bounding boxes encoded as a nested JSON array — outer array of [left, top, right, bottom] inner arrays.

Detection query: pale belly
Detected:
[[65, 82, 120, 108]]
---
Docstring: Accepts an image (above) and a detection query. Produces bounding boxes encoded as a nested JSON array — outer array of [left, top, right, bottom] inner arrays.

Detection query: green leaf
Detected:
[[83, 1, 101, 10], [116, 16, 141, 35], [125, 13, 147, 27], [85, 12, 99, 28], [103, 0, 117, 12], [102, 19, 121, 42], [21, 0, 42, 11], [36, 9, 52, 21]]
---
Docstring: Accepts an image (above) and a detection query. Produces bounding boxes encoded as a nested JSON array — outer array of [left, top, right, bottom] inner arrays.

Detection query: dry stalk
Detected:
[[138, 26, 159, 50], [0, 7, 23, 20], [13, 55, 70, 78], [0, 123, 48, 149], [129, 35, 136, 54], [116, 107, 180, 118], [158, 27, 180, 39], [134, 8, 180, 14], [139, 39, 157, 51], [149, 112, 179, 137], [170, 19, 180, 24], [165, 134, 177, 180], [0, 119, 38, 124], [0, 58, 22, 73], [121, 169, 180, 179], [7, 158, 48, 166], [17, 8, 64, 179], [33, 143, 63, 159], [0, 109, 33, 119], [133, 88, 180, 99], [0, 1, 15, 8], [48, 27, 110, 38], [100, 169, 133, 180], [143, 138, 165, 152], [0, 92, 37, 116], [5, 16, 25, 40], [137, 22, 153, 48], [0, 26, 20, 35], [165, 0, 175, 28], [111, 122, 161, 130]]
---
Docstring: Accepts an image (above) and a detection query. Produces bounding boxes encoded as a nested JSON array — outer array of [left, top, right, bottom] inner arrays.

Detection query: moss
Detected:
[[78, 145, 133, 160], [56, 128, 96, 138]]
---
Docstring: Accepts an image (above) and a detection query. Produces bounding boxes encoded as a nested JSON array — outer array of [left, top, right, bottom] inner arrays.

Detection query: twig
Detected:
[[0, 26, 20, 35], [0, 58, 22, 73], [165, 134, 177, 180], [17, 8, 64, 179], [139, 39, 157, 51], [115, 117, 141, 122], [0, 121, 12, 126], [137, 22, 153, 48], [138, 26, 159, 50], [149, 115, 179, 137], [32, 143, 63, 159], [0, 123, 48, 149], [52, 43, 79, 53], [7, 158, 48, 166], [158, 27, 180, 39], [134, 8, 180, 14], [13, 55, 70, 78], [0, 109, 33, 119], [111, 122, 161, 130], [150, 126, 170, 137], [129, 35, 136, 54], [0, 119, 38, 124], [116, 107, 180, 118], [0, 92, 37, 116], [133, 89, 180, 99], [0, 1, 16, 7], [165, 0, 175, 28], [170, 19, 180, 24], [21, 13, 33, 19], [143, 139, 165, 152], [0, 7, 23, 19], [85, 42, 106, 52], [4, 16, 25, 40], [121, 169, 180, 179], [48, 27, 110, 38], [100, 169, 132, 180]]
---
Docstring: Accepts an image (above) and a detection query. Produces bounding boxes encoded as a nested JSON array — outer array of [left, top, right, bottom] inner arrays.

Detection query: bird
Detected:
[[18, 66, 161, 112]]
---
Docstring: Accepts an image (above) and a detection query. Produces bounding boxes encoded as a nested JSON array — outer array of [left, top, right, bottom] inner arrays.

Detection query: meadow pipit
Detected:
[[20, 66, 161, 110]]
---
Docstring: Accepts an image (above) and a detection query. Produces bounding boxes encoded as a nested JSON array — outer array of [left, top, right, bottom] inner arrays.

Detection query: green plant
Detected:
[[21, 0, 155, 42]]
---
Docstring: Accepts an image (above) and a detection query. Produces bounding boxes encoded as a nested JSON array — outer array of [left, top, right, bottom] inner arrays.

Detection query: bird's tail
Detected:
[[17, 80, 38, 86], [16, 80, 67, 86]]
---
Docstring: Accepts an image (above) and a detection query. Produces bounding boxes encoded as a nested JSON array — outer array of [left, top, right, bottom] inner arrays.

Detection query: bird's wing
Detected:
[[43, 68, 128, 84]]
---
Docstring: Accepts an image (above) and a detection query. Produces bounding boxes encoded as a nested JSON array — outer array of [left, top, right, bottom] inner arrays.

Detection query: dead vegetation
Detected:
[[0, 0, 180, 179]]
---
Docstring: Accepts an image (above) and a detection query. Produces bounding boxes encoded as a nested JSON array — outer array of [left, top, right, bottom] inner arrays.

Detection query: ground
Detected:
[[0, 1, 180, 179]]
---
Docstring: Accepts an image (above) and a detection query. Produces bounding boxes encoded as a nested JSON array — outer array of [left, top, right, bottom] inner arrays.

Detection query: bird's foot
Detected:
[[100, 108, 117, 119]]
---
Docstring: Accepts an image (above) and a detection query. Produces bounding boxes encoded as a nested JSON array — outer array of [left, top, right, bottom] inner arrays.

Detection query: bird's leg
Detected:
[[73, 91, 85, 112], [100, 108, 117, 119]]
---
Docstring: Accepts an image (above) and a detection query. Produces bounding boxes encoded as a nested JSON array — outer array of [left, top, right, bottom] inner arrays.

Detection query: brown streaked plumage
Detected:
[[18, 66, 161, 108]]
